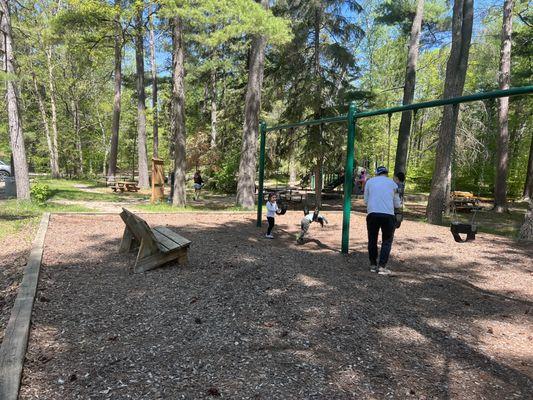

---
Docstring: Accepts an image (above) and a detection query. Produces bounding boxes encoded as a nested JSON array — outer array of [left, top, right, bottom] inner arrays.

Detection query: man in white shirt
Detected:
[[364, 166, 401, 275]]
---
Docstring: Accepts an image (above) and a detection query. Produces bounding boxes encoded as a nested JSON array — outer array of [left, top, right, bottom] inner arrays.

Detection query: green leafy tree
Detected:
[[267, 0, 364, 207]]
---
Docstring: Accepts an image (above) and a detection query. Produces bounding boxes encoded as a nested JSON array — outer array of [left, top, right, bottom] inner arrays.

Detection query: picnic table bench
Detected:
[[112, 181, 140, 193], [119, 208, 191, 273], [260, 187, 304, 203]]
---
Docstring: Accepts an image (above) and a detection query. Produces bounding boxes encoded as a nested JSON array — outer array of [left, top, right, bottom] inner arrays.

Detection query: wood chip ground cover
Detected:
[[0, 225, 36, 343], [20, 212, 533, 399]]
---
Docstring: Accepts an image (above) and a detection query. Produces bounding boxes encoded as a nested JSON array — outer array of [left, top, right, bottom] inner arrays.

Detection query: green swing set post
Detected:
[[341, 102, 356, 254]]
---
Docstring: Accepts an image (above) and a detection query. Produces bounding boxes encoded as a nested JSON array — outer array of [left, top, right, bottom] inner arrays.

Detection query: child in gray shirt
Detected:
[[297, 208, 328, 244]]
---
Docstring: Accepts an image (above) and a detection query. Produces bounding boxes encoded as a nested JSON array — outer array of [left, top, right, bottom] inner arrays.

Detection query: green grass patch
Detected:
[[0, 199, 94, 239], [442, 209, 524, 239], [34, 178, 148, 203]]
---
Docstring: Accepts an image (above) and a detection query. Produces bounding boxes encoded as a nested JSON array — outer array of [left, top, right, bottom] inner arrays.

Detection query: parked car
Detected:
[[0, 160, 11, 181]]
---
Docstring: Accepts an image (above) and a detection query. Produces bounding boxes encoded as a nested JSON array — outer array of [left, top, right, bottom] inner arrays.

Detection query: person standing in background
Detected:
[[193, 171, 204, 200]]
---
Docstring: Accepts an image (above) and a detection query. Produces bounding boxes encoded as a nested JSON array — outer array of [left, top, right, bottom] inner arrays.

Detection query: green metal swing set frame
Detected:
[[255, 85, 533, 254]]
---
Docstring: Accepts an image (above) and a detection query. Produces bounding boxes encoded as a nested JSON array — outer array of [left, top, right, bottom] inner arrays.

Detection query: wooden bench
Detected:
[[119, 208, 191, 273]]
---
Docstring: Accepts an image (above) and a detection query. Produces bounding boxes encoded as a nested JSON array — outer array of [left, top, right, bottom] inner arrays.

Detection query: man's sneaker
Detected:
[[377, 266, 392, 275], [370, 265, 378, 273], [265, 234, 274, 239]]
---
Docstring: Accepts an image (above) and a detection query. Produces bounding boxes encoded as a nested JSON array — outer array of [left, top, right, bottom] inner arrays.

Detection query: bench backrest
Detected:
[[120, 208, 158, 252]]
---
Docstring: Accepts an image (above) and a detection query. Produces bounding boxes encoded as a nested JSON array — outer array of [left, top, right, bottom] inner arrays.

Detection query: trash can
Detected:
[[4, 177, 16, 198]]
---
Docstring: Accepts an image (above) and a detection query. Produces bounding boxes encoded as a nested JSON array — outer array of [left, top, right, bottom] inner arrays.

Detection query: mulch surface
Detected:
[[0, 226, 36, 343], [20, 212, 533, 399]]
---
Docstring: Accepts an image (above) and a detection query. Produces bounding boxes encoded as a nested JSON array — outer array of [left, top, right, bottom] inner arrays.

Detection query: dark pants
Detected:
[[267, 217, 275, 235], [367, 213, 395, 266]]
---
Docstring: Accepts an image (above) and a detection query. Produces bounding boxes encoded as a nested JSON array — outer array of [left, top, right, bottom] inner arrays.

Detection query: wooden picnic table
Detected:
[[451, 191, 482, 211], [111, 181, 140, 193]]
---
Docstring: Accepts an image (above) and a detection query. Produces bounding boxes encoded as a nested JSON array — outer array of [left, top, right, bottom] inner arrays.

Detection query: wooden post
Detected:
[[151, 158, 165, 203]]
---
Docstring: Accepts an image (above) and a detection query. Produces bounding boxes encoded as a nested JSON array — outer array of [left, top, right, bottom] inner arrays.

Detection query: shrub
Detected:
[[31, 183, 52, 204], [206, 149, 240, 193]]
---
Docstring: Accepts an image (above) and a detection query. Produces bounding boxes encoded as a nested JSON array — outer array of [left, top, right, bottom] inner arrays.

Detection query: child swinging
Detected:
[[297, 208, 328, 244]]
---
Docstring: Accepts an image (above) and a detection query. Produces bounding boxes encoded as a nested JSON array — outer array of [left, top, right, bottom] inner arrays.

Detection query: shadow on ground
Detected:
[[19, 213, 533, 400]]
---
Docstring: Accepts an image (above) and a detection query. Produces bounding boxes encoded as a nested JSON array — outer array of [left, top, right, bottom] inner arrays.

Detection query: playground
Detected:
[[1, 1, 533, 397], [17, 212, 533, 399]]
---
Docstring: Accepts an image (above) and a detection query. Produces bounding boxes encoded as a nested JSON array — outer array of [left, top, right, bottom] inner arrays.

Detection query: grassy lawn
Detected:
[[399, 200, 527, 239], [35, 178, 149, 203], [442, 204, 527, 239], [0, 200, 94, 240], [1, 178, 526, 240]]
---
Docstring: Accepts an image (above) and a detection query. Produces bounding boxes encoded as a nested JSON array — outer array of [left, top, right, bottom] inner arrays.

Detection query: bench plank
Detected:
[[153, 226, 191, 247], [151, 229, 177, 252]]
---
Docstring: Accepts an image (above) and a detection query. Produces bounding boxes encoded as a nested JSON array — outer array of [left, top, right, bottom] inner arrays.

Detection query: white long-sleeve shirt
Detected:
[[364, 175, 401, 216], [266, 201, 279, 218]]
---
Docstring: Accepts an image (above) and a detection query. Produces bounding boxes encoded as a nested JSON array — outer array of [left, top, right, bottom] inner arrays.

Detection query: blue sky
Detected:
[[148, 0, 507, 76]]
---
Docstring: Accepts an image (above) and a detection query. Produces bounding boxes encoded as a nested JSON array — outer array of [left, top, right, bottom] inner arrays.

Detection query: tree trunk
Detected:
[[107, 3, 122, 179], [315, 156, 323, 208], [394, 0, 425, 175], [98, 116, 108, 176], [31, 71, 58, 178], [524, 132, 533, 200], [45, 47, 60, 178], [312, 4, 323, 208], [426, 0, 473, 224], [149, 7, 158, 158], [72, 100, 83, 175], [1, 0, 30, 199], [518, 200, 533, 241], [236, 0, 268, 208], [171, 16, 187, 206], [289, 137, 297, 186], [135, 8, 150, 188], [493, 0, 514, 213], [210, 67, 217, 149]]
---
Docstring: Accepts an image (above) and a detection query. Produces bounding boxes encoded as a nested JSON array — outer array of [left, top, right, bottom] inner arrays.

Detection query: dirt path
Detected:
[[53, 198, 146, 213], [20, 212, 533, 399]]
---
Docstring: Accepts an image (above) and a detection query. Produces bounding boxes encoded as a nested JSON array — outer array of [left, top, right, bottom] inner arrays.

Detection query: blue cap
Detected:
[[376, 166, 389, 175]]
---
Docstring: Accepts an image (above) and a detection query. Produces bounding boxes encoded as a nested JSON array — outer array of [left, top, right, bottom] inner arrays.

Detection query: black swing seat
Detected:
[[276, 202, 288, 215], [450, 222, 477, 243]]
